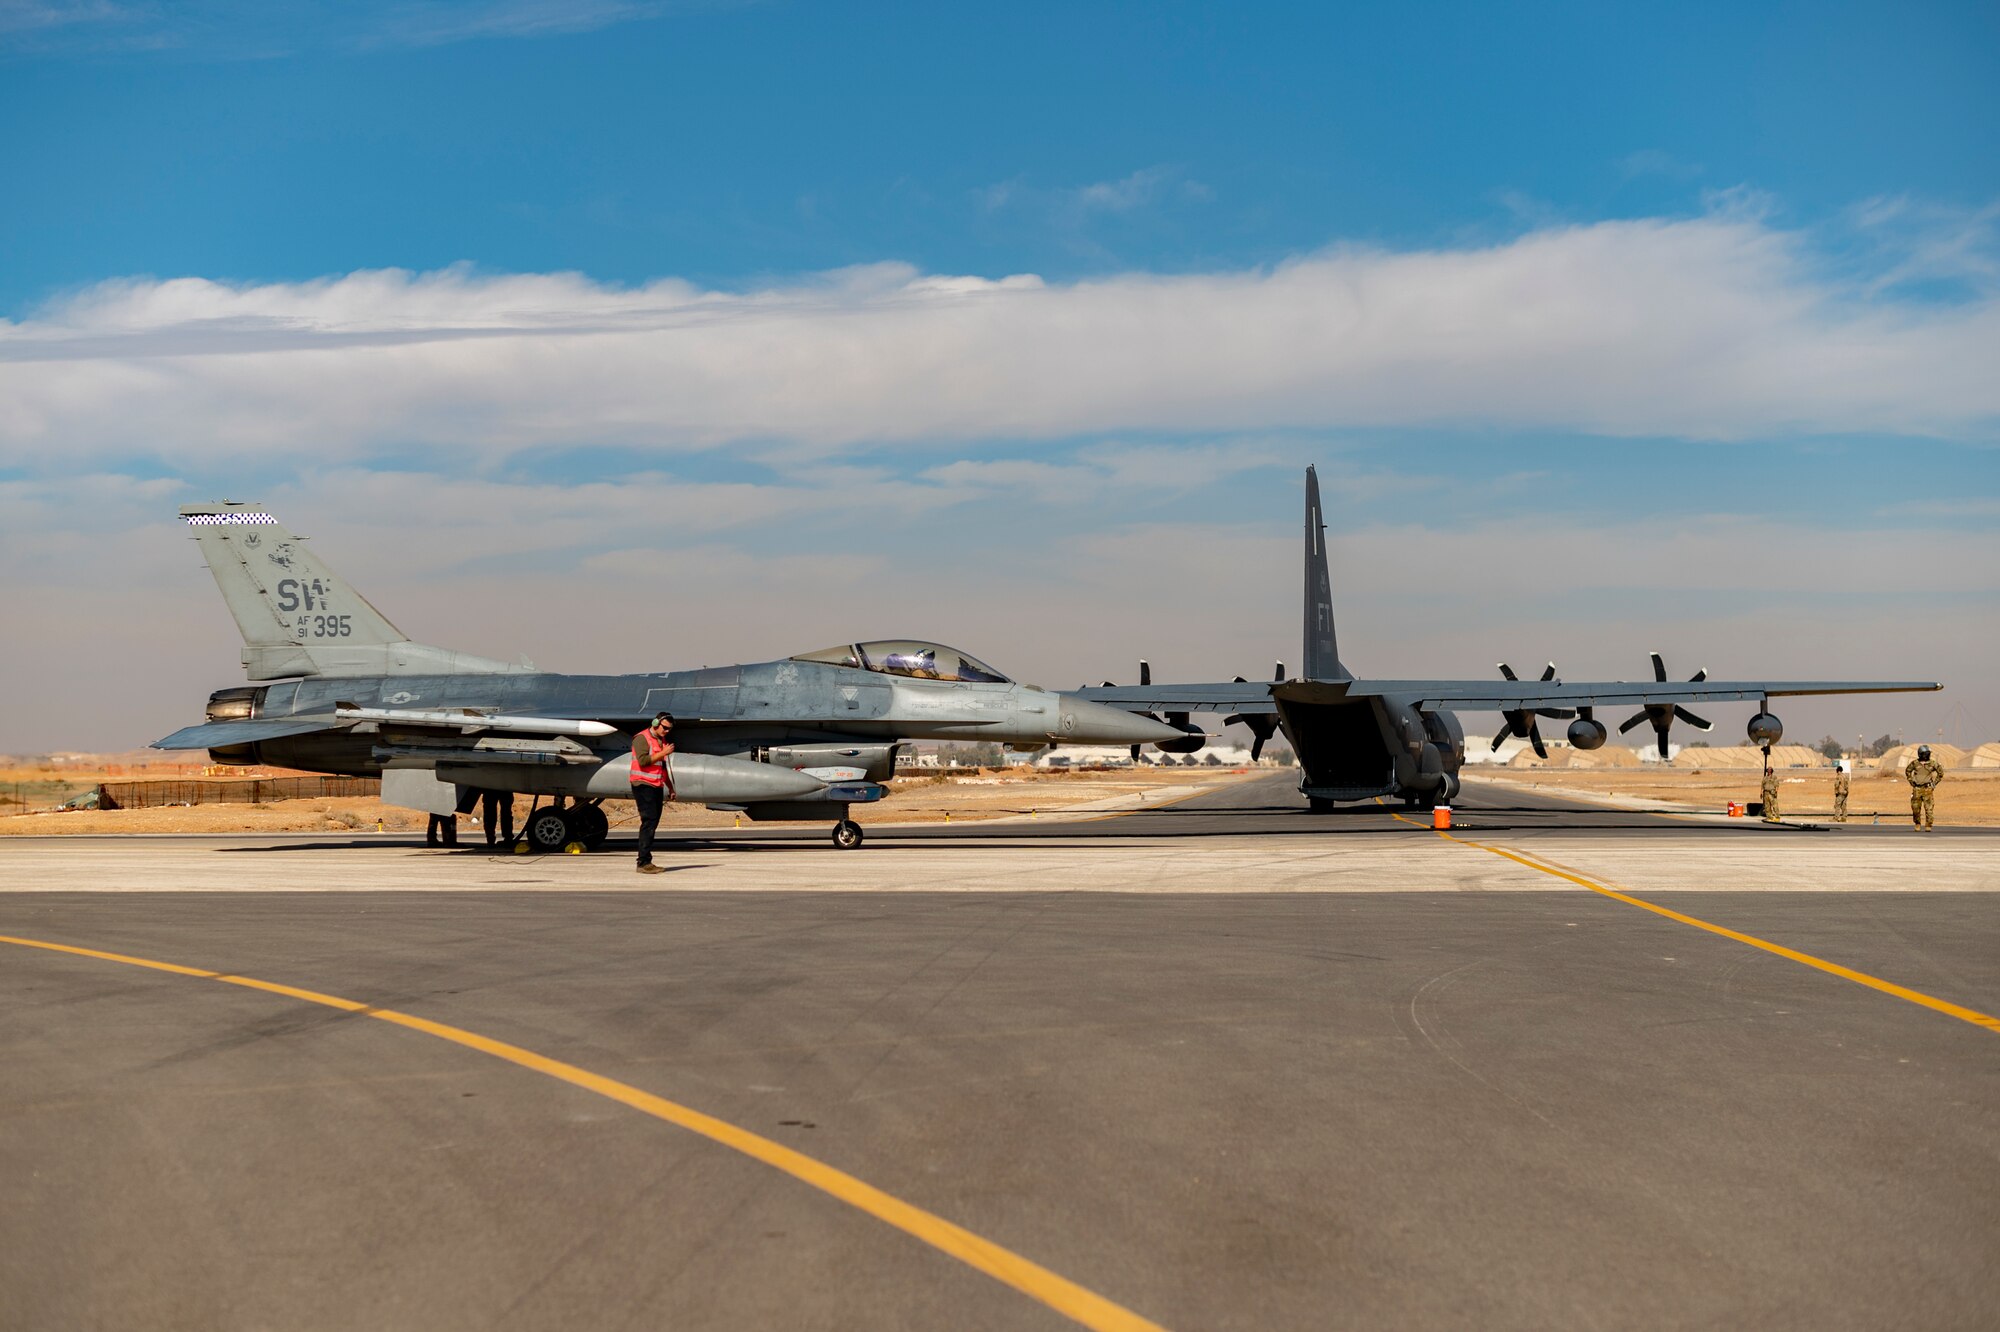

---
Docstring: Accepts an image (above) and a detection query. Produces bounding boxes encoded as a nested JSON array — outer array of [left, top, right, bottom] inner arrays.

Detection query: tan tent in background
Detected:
[[1666, 745, 1829, 769], [1507, 745, 1643, 769], [1866, 743, 1970, 771], [1970, 743, 2000, 768]]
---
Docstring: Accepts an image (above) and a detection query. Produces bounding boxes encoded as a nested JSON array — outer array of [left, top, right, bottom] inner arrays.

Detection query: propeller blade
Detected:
[[1250, 735, 1266, 761], [1619, 711, 1649, 734], [1273, 661, 1286, 682], [1491, 725, 1511, 752], [1497, 662, 1518, 681], [1528, 721, 1548, 760], [1540, 662, 1557, 682], [1689, 667, 1708, 684], [1130, 744, 1142, 763], [1650, 651, 1667, 682], [1674, 707, 1713, 731], [1657, 730, 1671, 759], [1139, 660, 1152, 687], [1232, 676, 1247, 684]]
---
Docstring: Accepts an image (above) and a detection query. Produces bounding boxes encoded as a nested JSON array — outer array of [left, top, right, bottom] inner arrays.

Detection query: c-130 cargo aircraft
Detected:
[[1076, 466, 1940, 810], [155, 504, 1180, 849]]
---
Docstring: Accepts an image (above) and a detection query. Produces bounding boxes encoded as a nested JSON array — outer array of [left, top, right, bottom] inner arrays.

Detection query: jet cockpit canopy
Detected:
[[791, 640, 1010, 684]]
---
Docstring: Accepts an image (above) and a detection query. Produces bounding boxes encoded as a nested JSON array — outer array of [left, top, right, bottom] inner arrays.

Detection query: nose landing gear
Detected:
[[832, 819, 864, 850]]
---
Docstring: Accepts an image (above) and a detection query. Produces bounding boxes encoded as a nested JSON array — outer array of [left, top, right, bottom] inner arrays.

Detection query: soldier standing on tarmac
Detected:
[[1905, 744, 1944, 831], [630, 712, 676, 873], [1760, 748, 1782, 824], [1832, 760, 1850, 823], [480, 789, 514, 847]]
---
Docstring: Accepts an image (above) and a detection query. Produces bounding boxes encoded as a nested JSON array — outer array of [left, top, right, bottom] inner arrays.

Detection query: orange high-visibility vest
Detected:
[[631, 730, 672, 787]]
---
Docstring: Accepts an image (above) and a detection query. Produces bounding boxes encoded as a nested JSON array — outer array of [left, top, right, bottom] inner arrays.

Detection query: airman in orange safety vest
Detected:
[[630, 711, 676, 872]]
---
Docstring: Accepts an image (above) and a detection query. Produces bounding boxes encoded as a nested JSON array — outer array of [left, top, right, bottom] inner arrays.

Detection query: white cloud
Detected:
[[0, 0, 674, 55], [1845, 195, 2000, 296], [1072, 165, 1206, 212], [362, 1, 667, 49], [4, 214, 1993, 469], [0, 1, 131, 36]]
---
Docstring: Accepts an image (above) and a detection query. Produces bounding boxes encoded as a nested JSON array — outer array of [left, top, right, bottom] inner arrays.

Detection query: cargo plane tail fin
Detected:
[[1302, 466, 1352, 682], [179, 503, 532, 680]]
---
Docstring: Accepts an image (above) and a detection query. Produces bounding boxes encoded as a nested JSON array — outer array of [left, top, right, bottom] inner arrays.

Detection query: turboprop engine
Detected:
[[1746, 711, 1784, 747], [1155, 715, 1207, 754], [1567, 710, 1609, 750]]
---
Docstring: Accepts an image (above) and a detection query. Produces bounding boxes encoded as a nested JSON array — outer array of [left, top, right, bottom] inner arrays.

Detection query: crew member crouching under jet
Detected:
[[631, 711, 676, 873]]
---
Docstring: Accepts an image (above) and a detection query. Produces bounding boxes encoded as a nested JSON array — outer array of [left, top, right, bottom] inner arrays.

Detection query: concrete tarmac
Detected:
[[2, 775, 1996, 1330]]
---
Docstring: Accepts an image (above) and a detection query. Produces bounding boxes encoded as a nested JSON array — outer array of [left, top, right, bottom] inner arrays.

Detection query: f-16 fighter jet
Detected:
[[155, 504, 1180, 849], [1077, 467, 1941, 812]]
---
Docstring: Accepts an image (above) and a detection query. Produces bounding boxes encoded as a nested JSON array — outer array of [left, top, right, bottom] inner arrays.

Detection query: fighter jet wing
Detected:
[[153, 717, 346, 750], [1342, 678, 1942, 712], [1070, 683, 1280, 715], [152, 706, 621, 751]]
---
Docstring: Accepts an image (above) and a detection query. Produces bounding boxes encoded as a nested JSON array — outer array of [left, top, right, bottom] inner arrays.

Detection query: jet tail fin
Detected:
[[179, 503, 532, 680], [1302, 466, 1352, 682]]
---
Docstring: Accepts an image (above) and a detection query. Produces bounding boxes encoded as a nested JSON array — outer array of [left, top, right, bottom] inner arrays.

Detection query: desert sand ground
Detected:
[[0, 761, 1256, 836], [1473, 764, 2000, 825]]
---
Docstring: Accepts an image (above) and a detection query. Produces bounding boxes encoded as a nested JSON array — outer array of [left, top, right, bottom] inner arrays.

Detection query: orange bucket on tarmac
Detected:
[[1726, 801, 1744, 818], [1432, 805, 1452, 830]]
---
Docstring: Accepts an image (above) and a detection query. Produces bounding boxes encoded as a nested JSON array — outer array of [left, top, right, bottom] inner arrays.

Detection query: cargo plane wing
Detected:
[[1077, 468, 1939, 809]]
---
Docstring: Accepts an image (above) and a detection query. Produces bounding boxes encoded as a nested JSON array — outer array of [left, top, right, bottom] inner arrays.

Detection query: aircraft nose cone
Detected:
[[1055, 695, 1188, 746]]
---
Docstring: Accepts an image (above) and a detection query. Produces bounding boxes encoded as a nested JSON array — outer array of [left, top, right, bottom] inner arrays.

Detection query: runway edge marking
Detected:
[[0, 931, 1171, 1332], [1384, 814, 2000, 1036]]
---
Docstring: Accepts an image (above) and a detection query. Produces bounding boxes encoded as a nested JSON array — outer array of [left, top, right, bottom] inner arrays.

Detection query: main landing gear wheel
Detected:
[[524, 807, 572, 853], [832, 819, 864, 850], [570, 803, 610, 850]]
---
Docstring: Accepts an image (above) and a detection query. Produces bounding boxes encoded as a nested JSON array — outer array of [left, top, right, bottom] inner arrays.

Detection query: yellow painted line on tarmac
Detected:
[[0, 932, 1170, 1332], [1371, 808, 2000, 1037]]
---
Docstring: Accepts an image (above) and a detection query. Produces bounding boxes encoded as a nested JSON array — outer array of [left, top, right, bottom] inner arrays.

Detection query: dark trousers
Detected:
[[632, 783, 665, 864], [480, 790, 514, 844]]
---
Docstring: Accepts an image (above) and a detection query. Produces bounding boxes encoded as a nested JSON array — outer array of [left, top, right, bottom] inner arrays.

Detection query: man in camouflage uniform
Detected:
[[1831, 760, 1850, 823], [1760, 751, 1781, 824], [1904, 744, 1944, 831]]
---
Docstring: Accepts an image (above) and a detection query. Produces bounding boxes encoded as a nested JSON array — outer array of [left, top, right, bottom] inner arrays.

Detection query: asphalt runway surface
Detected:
[[3, 775, 1996, 1330]]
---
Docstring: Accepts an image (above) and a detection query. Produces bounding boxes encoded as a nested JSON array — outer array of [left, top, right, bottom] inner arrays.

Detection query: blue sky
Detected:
[[1, 0, 1995, 751]]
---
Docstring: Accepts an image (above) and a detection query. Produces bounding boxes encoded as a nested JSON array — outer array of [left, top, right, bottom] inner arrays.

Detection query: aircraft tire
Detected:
[[832, 819, 864, 850], [571, 803, 611, 849], [524, 807, 572, 853]]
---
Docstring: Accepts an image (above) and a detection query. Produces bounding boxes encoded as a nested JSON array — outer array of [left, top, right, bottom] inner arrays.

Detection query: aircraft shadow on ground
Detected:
[[203, 813, 1815, 857]]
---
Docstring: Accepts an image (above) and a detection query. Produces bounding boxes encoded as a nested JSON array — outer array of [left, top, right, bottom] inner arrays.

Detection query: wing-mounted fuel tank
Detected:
[[421, 752, 828, 804], [760, 742, 899, 782]]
